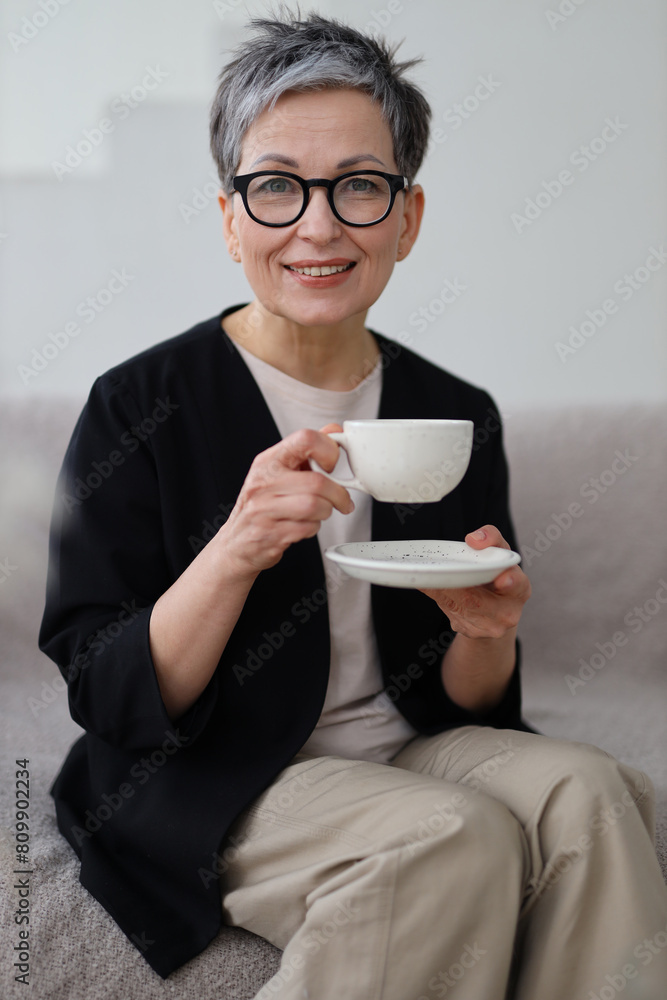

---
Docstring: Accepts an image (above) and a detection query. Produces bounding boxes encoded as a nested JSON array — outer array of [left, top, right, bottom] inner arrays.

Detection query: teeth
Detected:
[[288, 263, 352, 275]]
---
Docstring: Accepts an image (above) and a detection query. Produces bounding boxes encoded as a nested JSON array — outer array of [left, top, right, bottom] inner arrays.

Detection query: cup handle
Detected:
[[308, 432, 370, 494]]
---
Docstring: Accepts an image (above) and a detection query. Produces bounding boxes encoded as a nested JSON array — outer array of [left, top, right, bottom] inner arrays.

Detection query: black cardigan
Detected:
[[39, 305, 527, 978]]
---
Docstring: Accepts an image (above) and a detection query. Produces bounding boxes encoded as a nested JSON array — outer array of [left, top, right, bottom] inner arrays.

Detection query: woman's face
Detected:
[[219, 88, 424, 329]]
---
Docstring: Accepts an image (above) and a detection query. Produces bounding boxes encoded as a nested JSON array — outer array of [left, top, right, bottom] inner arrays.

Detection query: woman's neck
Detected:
[[222, 302, 380, 391]]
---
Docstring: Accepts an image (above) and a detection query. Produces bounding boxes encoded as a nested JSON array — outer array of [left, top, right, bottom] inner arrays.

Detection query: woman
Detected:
[[40, 11, 666, 999]]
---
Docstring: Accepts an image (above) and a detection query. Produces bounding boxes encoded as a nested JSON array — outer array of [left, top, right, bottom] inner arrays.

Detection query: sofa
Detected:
[[1, 395, 665, 1000]]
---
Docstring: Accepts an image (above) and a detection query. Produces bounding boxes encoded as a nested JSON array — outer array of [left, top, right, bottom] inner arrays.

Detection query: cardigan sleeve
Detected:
[[38, 375, 218, 750]]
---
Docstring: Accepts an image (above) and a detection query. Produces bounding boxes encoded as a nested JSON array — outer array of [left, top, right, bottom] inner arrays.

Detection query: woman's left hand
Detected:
[[419, 525, 531, 639]]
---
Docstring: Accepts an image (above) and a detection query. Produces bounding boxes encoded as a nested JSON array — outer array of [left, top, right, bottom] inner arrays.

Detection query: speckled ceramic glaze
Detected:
[[324, 540, 522, 589], [313, 419, 474, 502]]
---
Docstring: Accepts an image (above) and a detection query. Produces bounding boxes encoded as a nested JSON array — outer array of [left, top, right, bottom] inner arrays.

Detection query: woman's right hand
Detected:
[[217, 425, 355, 582], [150, 425, 353, 720]]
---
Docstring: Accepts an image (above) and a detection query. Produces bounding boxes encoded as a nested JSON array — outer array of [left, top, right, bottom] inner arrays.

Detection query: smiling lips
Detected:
[[285, 260, 356, 284]]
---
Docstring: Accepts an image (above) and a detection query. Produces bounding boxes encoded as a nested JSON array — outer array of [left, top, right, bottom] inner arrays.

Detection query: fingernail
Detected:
[[471, 529, 486, 540], [497, 574, 513, 588]]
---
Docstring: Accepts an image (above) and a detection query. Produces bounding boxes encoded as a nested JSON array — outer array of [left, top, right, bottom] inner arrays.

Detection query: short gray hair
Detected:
[[209, 9, 431, 193]]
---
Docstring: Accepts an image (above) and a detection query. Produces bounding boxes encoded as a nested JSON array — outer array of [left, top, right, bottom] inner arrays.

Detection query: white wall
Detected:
[[1, 0, 665, 411]]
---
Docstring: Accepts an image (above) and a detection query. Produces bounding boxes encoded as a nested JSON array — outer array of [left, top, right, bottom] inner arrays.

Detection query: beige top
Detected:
[[234, 340, 418, 763]]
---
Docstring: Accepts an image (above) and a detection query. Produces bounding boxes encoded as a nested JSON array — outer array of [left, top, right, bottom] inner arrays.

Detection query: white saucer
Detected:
[[324, 539, 521, 589]]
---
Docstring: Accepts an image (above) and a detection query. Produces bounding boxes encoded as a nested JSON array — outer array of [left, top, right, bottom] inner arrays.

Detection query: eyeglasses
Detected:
[[231, 170, 408, 228]]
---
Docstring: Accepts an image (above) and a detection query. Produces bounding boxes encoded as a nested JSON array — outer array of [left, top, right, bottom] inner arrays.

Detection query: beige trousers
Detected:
[[220, 726, 667, 999]]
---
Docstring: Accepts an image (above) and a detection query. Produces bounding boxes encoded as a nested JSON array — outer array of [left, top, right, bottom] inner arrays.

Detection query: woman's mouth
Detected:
[[286, 262, 355, 276], [284, 260, 356, 287]]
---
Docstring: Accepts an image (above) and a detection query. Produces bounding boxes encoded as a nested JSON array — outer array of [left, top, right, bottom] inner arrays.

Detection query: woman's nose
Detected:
[[295, 187, 342, 243]]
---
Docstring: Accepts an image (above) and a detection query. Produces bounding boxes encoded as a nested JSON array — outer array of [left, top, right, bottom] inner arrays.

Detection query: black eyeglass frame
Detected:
[[231, 169, 409, 228]]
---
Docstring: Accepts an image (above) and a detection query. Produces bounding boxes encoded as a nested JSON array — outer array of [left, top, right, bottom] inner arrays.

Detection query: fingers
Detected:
[[465, 524, 510, 550], [242, 479, 343, 523], [272, 427, 342, 473], [488, 566, 531, 599], [250, 467, 353, 516], [249, 429, 353, 514], [221, 513, 322, 577], [420, 556, 531, 640], [223, 427, 357, 577], [220, 484, 339, 578], [462, 524, 530, 598], [420, 583, 525, 639]]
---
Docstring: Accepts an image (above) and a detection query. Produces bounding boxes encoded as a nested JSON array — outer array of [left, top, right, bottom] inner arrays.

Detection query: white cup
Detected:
[[309, 419, 473, 503]]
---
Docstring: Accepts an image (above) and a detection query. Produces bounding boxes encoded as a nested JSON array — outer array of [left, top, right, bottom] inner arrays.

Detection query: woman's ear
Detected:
[[218, 189, 241, 261], [396, 183, 425, 261]]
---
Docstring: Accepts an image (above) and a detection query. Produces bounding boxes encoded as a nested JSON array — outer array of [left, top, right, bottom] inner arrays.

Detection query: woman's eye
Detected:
[[348, 178, 373, 192], [264, 178, 296, 194], [338, 177, 382, 197]]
